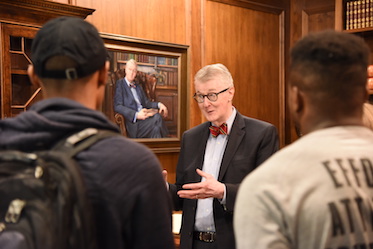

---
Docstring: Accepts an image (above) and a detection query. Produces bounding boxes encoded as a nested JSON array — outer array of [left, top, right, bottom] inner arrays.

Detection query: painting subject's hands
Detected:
[[137, 108, 158, 120], [177, 169, 225, 200], [136, 108, 149, 120], [162, 169, 169, 190], [158, 103, 168, 118]]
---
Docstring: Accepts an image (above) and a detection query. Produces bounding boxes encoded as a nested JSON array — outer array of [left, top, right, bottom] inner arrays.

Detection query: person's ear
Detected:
[[289, 85, 304, 114], [288, 85, 304, 137], [228, 86, 235, 102], [97, 61, 110, 87], [27, 64, 42, 88]]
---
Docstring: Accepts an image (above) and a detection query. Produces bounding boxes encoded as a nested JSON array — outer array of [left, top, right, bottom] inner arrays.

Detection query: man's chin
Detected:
[[204, 115, 216, 124]]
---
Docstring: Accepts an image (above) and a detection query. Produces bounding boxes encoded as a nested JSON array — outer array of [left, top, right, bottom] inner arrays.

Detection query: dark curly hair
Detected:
[[290, 30, 370, 116]]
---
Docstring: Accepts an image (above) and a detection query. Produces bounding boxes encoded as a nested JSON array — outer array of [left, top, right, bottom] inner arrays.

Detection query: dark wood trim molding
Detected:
[[208, 0, 286, 14], [0, 0, 95, 26], [303, 4, 335, 15]]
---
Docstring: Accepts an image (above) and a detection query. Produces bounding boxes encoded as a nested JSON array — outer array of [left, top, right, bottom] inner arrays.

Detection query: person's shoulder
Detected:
[[116, 77, 125, 83], [184, 122, 210, 136], [115, 78, 126, 88], [363, 103, 373, 129], [240, 114, 274, 128], [364, 102, 373, 110], [91, 135, 158, 165], [236, 113, 276, 133], [105, 134, 153, 151], [241, 144, 294, 185], [78, 134, 164, 198]]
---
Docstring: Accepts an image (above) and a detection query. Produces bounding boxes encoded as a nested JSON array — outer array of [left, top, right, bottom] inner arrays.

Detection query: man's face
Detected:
[[125, 63, 137, 82], [194, 78, 234, 126]]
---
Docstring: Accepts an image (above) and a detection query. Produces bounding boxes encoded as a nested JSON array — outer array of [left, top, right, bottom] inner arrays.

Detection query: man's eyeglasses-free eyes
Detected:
[[193, 88, 230, 103]]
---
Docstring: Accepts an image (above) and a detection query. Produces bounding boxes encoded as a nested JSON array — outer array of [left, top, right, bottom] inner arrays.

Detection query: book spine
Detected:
[[357, 0, 362, 29], [371, 0, 373, 27], [366, 0, 370, 27], [360, 0, 366, 29], [346, 1, 351, 30], [353, 1, 358, 29]]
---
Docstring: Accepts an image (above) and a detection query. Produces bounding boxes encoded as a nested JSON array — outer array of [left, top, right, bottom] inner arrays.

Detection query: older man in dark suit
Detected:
[[164, 63, 279, 249], [114, 59, 169, 138]]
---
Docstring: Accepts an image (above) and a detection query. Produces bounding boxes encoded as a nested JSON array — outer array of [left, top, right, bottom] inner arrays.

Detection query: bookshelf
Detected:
[[345, 0, 372, 30], [7, 30, 41, 117], [336, 0, 373, 33], [0, 0, 94, 119], [336, 0, 373, 109]]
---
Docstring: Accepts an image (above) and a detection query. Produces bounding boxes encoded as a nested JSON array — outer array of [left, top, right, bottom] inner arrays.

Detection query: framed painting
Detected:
[[100, 33, 189, 153]]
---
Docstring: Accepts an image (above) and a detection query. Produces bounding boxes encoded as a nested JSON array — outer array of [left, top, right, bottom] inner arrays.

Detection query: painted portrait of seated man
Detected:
[[114, 59, 169, 138]]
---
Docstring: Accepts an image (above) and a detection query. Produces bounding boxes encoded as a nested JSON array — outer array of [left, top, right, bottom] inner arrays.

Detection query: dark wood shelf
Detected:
[[344, 26, 373, 35], [11, 69, 28, 75]]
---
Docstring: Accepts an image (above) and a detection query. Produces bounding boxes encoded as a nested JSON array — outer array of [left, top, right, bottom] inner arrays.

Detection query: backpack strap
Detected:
[[49, 128, 119, 249], [52, 128, 119, 157]]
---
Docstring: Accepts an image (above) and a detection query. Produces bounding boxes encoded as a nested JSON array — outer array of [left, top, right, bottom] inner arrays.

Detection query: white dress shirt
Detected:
[[194, 107, 237, 232]]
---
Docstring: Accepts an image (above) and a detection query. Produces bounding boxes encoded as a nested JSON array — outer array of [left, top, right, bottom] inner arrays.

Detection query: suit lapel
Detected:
[[194, 123, 210, 182], [123, 79, 132, 96], [123, 79, 138, 106], [218, 113, 245, 181]]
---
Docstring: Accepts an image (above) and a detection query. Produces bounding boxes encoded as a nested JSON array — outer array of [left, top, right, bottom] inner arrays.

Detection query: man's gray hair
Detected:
[[126, 59, 137, 67], [194, 63, 234, 87]]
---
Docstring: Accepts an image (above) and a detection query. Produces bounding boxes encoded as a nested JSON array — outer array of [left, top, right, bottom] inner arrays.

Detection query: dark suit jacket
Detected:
[[169, 112, 279, 249], [113, 78, 159, 138]]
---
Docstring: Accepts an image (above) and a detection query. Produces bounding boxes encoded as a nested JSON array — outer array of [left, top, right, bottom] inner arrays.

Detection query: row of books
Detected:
[[345, 0, 373, 30], [116, 52, 178, 66], [157, 57, 178, 66]]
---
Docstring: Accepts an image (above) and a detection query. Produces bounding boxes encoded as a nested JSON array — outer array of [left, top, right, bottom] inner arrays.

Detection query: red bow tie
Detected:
[[209, 123, 228, 137]]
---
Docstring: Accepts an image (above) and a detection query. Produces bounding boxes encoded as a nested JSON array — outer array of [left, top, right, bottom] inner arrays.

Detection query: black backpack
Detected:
[[0, 128, 118, 249]]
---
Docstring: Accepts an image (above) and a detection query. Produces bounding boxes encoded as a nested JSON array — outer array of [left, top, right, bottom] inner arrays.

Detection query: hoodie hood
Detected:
[[0, 98, 119, 151]]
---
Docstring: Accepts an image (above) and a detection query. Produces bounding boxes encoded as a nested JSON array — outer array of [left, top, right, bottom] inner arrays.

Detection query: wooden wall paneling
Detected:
[[76, 0, 188, 45], [334, 0, 343, 31], [303, 0, 335, 34], [204, 0, 287, 146], [188, 0, 205, 128], [287, 0, 335, 142], [304, 0, 335, 12], [287, 0, 336, 143], [209, 0, 287, 11], [307, 11, 335, 33], [304, 3, 335, 33], [156, 89, 179, 135], [156, 152, 179, 184], [288, 0, 309, 143]]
